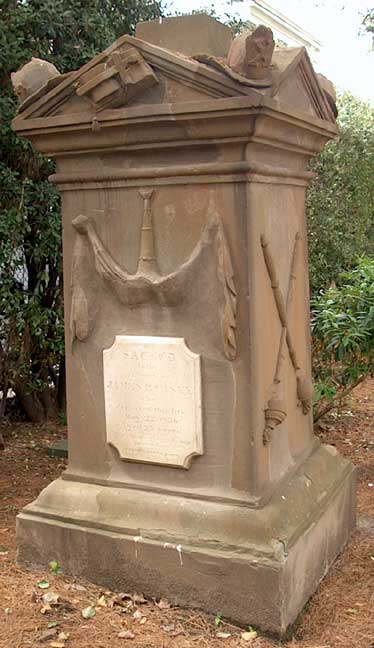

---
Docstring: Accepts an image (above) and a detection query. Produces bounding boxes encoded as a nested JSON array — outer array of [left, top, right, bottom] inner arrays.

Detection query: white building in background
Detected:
[[246, 1, 321, 57], [171, 0, 374, 104]]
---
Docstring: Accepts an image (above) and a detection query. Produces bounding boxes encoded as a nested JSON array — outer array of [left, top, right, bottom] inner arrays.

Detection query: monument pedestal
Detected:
[[13, 20, 355, 634], [18, 443, 354, 634]]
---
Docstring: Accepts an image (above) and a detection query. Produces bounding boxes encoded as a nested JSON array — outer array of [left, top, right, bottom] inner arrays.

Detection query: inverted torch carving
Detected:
[[261, 233, 313, 444], [72, 190, 237, 360]]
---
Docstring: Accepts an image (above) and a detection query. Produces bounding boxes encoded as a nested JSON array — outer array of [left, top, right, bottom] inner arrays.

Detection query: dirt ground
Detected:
[[0, 380, 373, 648]]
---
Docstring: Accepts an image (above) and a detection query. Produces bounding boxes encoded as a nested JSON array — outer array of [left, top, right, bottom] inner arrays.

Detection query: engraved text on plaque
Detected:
[[103, 336, 203, 468]]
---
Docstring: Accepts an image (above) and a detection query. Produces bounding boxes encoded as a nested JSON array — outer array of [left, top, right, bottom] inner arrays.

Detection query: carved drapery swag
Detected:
[[70, 190, 237, 361]]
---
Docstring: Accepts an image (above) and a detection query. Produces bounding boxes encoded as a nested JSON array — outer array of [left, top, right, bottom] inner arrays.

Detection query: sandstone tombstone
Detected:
[[12, 17, 355, 635]]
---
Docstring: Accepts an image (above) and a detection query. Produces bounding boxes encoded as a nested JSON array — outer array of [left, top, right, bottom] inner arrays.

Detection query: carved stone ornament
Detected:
[[193, 53, 273, 89], [76, 46, 158, 110], [261, 232, 313, 444], [72, 190, 237, 360], [70, 229, 98, 347], [103, 335, 203, 469], [227, 25, 275, 81]]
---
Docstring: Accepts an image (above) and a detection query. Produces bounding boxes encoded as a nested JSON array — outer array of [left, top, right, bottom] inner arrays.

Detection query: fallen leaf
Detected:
[[58, 632, 69, 641], [82, 605, 96, 619], [42, 592, 60, 606], [68, 583, 87, 592], [132, 593, 146, 604], [133, 609, 143, 620], [47, 622, 60, 629], [139, 616, 147, 625], [118, 630, 135, 639], [96, 595, 107, 607], [49, 560, 59, 574], [216, 632, 231, 639], [157, 599, 170, 610], [38, 628, 57, 643], [50, 643, 65, 648], [241, 630, 258, 641], [31, 590, 39, 602], [40, 605, 52, 615], [161, 623, 175, 633], [38, 580, 50, 589]]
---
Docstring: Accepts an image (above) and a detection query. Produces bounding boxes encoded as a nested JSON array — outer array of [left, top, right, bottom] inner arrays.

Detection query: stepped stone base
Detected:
[[17, 443, 355, 635]]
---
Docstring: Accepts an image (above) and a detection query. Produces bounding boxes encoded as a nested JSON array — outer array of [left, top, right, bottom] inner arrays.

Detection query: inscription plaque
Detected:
[[103, 336, 203, 468]]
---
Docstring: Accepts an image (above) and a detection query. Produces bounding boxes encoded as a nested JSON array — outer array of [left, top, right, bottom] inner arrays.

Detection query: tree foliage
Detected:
[[307, 91, 374, 294], [0, 0, 162, 420], [1, 3, 373, 422], [312, 257, 374, 421], [362, 7, 374, 37]]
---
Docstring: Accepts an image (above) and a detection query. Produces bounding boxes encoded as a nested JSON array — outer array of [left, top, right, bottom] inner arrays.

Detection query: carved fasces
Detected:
[[227, 25, 274, 80], [76, 46, 158, 110], [71, 190, 237, 360], [261, 232, 313, 444]]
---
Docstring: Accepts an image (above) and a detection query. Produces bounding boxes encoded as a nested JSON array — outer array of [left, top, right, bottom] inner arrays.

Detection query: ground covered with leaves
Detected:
[[0, 381, 373, 648]]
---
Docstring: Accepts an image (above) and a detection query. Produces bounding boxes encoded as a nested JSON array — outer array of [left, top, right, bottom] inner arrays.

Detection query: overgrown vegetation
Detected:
[[312, 257, 374, 421], [307, 92, 374, 294], [0, 0, 162, 420]]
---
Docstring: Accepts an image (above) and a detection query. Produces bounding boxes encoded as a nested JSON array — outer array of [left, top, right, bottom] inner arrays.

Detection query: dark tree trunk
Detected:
[[14, 381, 46, 423]]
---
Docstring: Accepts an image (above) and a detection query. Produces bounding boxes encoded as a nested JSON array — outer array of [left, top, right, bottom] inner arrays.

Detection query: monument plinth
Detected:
[[12, 19, 355, 634]]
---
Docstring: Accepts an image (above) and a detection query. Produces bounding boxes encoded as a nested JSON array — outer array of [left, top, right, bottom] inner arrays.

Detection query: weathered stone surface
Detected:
[[76, 47, 158, 109], [12, 17, 355, 635], [17, 444, 355, 635], [103, 336, 202, 468], [136, 14, 232, 57], [11, 57, 60, 102], [227, 25, 274, 80]]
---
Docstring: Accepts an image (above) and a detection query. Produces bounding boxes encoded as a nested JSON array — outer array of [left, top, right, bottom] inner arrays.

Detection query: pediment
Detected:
[[12, 32, 337, 132], [270, 47, 336, 123], [13, 35, 264, 124]]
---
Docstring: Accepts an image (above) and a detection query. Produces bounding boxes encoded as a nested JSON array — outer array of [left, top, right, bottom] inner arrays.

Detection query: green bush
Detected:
[[0, 0, 162, 421], [311, 257, 374, 421], [307, 92, 374, 295]]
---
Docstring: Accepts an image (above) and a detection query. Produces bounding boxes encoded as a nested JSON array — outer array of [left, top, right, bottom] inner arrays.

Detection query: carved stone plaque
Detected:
[[103, 336, 203, 468]]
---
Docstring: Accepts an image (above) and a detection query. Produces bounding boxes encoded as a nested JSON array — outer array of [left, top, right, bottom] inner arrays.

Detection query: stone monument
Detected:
[[12, 17, 355, 634]]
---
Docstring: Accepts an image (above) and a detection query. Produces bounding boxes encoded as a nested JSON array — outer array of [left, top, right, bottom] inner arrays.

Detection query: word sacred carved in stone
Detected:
[[103, 336, 203, 469]]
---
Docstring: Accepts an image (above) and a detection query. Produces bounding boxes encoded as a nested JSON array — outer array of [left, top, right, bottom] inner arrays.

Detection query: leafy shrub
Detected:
[[311, 257, 374, 421], [0, 0, 163, 421], [307, 92, 374, 295]]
